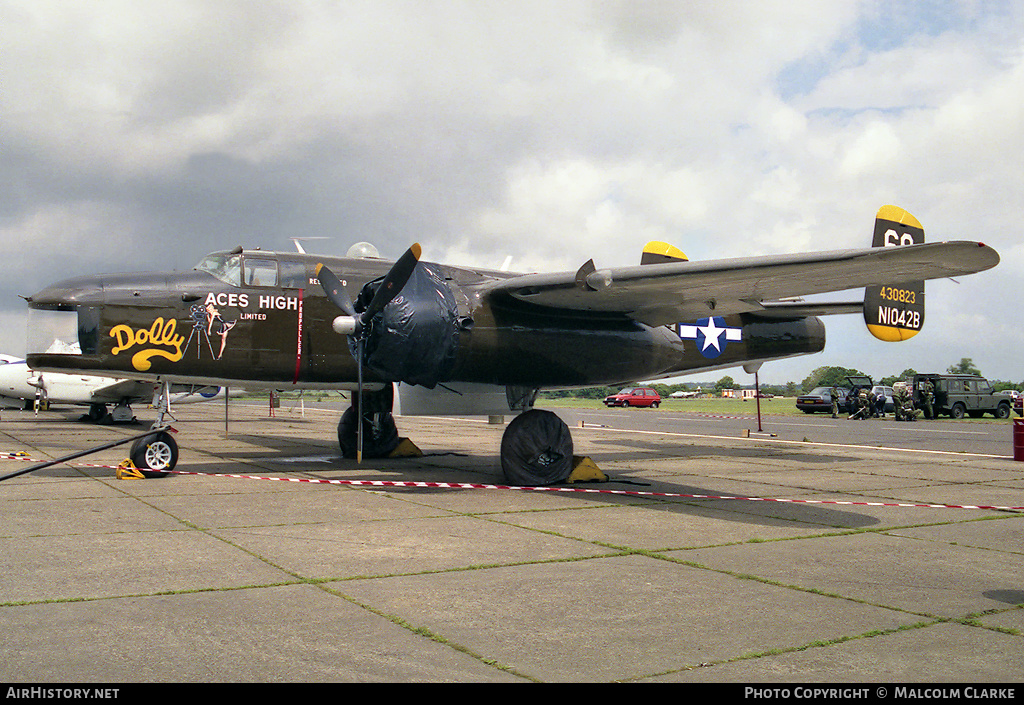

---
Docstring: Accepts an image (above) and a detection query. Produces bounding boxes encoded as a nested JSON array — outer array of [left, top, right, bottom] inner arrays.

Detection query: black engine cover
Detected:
[[358, 263, 460, 388]]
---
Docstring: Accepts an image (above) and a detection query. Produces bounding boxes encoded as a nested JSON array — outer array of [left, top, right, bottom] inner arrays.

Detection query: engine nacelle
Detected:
[[358, 263, 462, 388]]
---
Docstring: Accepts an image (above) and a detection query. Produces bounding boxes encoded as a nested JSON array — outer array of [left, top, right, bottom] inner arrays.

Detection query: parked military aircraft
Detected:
[[0, 354, 234, 422], [23, 206, 998, 483]]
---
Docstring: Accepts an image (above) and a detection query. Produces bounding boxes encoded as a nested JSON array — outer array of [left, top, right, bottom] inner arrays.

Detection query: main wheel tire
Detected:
[[995, 403, 1011, 419], [500, 409, 573, 486], [129, 431, 178, 478], [337, 408, 400, 459], [950, 403, 966, 420]]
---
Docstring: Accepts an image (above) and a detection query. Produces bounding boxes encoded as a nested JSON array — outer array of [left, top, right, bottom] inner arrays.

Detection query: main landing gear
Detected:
[[337, 384, 400, 459], [334, 385, 579, 486], [85, 403, 108, 422], [500, 409, 574, 485], [81, 401, 136, 424], [337, 407, 400, 459]]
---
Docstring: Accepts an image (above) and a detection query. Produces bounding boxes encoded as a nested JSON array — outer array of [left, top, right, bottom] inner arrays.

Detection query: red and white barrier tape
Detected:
[[4, 452, 1019, 511], [166, 470, 1024, 510]]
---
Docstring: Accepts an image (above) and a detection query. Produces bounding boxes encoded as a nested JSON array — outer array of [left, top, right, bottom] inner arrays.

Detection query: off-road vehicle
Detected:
[[912, 374, 1011, 419]]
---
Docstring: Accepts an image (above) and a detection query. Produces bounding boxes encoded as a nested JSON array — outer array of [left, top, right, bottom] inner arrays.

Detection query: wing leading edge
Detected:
[[481, 241, 999, 327], [86, 379, 155, 404]]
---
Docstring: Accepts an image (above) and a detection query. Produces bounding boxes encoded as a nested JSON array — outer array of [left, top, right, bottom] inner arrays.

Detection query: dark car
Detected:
[[603, 387, 661, 408], [796, 386, 848, 413]]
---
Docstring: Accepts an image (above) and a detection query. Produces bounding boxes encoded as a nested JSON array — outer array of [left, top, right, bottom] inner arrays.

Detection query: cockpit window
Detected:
[[27, 308, 83, 355], [195, 254, 242, 286], [243, 257, 279, 287]]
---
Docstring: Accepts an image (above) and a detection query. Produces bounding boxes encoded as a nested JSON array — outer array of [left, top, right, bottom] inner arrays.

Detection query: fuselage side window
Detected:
[[243, 257, 279, 287], [278, 259, 309, 290]]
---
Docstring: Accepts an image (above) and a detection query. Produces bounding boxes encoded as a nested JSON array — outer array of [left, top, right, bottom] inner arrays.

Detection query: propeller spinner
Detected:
[[316, 243, 421, 336]]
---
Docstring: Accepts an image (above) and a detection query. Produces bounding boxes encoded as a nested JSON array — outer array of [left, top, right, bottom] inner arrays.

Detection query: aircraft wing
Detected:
[[84, 379, 155, 404], [481, 241, 998, 327]]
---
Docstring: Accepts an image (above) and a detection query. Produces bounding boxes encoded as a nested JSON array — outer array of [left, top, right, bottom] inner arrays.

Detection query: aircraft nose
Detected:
[[27, 276, 105, 307], [28, 273, 175, 307]]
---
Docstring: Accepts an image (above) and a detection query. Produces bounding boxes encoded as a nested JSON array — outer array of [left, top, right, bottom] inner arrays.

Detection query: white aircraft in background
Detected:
[[668, 390, 702, 398], [0, 355, 233, 422]]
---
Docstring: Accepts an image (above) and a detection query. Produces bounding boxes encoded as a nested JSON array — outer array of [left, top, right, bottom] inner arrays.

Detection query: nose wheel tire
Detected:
[[129, 431, 178, 478]]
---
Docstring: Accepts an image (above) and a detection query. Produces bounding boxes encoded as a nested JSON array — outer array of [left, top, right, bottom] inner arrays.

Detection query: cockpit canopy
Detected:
[[195, 252, 280, 288]]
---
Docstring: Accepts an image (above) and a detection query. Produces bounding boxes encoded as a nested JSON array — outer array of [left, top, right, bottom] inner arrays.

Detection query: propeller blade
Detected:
[[359, 243, 422, 325], [315, 263, 356, 316]]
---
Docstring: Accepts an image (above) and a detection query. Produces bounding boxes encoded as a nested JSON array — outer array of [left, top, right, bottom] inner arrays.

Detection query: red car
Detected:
[[603, 387, 661, 408]]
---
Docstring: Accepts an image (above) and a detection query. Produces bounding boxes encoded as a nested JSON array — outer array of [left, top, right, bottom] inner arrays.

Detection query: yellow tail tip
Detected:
[[876, 205, 922, 230]]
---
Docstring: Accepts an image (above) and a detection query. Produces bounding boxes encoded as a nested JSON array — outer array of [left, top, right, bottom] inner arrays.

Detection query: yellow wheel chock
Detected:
[[567, 456, 607, 483], [116, 459, 146, 480], [388, 438, 424, 458]]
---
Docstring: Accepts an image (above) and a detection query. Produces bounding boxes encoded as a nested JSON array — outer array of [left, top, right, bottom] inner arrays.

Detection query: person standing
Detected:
[[921, 379, 935, 420]]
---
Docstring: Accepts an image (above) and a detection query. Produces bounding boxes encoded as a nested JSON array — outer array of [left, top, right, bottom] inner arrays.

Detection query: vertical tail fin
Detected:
[[863, 205, 925, 341], [640, 241, 688, 265]]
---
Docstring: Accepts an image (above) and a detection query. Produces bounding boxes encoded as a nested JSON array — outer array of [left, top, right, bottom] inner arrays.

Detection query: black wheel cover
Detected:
[[337, 408, 400, 459], [500, 409, 573, 486]]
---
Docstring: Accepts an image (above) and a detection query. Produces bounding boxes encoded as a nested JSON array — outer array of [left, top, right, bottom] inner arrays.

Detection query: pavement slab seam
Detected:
[[313, 582, 541, 682], [626, 619, 944, 681]]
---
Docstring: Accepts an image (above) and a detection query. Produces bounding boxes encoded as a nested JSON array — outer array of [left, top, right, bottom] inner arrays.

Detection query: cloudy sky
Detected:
[[3, 0, 1022, 386]]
